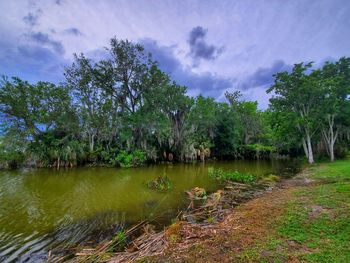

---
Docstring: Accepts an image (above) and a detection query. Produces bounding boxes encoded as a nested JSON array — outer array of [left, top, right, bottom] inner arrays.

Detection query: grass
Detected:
[[312, 159, 350, 181], [208, 167, 256, 184], [108, 230, 127, 252], [236, 160, 350, 262]]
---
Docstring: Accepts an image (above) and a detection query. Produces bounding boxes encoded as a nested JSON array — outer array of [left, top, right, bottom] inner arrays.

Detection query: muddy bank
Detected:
[[69, 168, 309, 263]]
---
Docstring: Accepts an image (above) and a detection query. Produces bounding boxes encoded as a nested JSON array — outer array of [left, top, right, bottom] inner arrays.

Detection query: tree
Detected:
[[268, 63, 322, 164], [188, 95, 218, 149], [65, 54, 117, 154], [0, 77, 79, 167], [319, 57, 350, 161], [213, 103, 241, 158], [0, 77, 74, 137], [225, 91, 264, 145], [96, 39, 156, 150]]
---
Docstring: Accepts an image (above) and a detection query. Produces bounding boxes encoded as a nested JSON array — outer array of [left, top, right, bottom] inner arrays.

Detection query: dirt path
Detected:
[[151, 183, 306, 262]]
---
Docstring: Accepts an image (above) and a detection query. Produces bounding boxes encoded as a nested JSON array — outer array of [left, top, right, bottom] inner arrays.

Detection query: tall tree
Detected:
[[97, 38, 155, 149], [0, 77, 74, 137], [268, 63, 321, 163], [319, 58, 350, 161]]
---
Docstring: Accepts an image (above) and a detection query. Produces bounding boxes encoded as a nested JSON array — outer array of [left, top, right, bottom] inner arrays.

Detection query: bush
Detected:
[[115, 150, 146, 168], [208, 167, 256, 184], [146, 176, 173, 192]]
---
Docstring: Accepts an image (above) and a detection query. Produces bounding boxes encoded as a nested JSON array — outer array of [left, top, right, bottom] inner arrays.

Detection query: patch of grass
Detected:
[[235, 160, 350, 262], [208, 167, 256, 184], [312, 160, 350, 181], [237, 239, 285, 263], [277, 183, 350, 262], [262, 174, 280, 183], [108, 230, 127, 252], [164, 221, 183, 244]]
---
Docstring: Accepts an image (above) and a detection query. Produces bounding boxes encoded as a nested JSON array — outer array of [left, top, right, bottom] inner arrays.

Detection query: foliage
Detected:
[[212, 103, 241, 158], [0, 36, 349, 168], [208, 167, 256, 184], [0, 141, 25, 168], [267, 58, 350, 163], [242, 144, 275, 159], [115, 150, 146, 168], [146, 176, 173, 192]]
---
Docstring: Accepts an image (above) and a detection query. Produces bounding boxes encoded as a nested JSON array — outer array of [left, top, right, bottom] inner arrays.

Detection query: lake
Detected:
[[0, 159, 300, 262]]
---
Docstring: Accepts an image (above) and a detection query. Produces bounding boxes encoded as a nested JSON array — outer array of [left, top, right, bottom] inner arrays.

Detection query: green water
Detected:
[[0, 160, 299, 262]]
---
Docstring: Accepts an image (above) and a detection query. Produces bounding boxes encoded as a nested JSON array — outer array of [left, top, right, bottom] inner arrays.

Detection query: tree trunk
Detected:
[[305, 130, 314, 164], [89, 134, 95, 153], [322, 115, 338, 162], [330, 142, 334, 162], [302, 138, 309, 158]]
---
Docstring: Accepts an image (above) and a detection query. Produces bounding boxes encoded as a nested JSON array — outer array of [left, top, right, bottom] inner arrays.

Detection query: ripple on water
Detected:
[[0, 160, 301, 261]]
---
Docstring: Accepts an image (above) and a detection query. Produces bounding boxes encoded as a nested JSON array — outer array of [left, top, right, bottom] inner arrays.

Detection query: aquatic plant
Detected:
[[146, 176, 173, 191], [208, 167, 256, 184]]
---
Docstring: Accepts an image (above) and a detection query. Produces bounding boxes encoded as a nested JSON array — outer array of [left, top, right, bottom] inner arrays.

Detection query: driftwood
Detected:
[[73, 180, 276, 262], [111, 232, 166, 262]]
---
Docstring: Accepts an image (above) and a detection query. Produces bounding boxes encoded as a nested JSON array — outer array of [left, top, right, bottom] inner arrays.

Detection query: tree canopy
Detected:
[[0, 38, 349, 168]]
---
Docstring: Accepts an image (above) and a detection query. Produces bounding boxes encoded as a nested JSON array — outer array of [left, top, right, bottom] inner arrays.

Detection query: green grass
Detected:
[[278, 183, 350, 262], [312, 160, 350, 181], [237, 160, 350, 262], [208, 167, 256, 184]]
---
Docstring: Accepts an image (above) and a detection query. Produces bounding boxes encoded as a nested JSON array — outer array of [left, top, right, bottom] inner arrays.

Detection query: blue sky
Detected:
[[0, 0, 349, 108]]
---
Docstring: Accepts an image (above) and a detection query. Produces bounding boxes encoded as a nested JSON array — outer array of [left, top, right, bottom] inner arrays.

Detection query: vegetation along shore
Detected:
[[0, 38, 349, 169]]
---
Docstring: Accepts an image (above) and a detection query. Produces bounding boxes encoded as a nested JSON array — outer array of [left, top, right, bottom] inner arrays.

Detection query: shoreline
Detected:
[[70, 165, 306, 262], [70, 160, 350, 262]]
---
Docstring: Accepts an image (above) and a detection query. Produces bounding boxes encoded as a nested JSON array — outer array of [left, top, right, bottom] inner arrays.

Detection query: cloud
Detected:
[[188, 26, 223, 62], [27, 32, 65, 54], [63, 27, 83, 36], [141, 38, 233, 98], [55, 0, 64, 5], [0, 36, 68, 83], [238, 60, 293, 90], [234, 60, 294, 109], [22, 9, 43, 27]]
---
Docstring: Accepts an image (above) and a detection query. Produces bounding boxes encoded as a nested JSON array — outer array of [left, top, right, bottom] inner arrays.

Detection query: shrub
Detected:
[[208, 167, 256, 184], [115, 150, 146, 168], [146, 176, 173, 192]]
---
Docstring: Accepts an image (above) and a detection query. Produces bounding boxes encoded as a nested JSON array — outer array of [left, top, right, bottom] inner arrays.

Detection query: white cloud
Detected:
[[0, 0, 349, 107]]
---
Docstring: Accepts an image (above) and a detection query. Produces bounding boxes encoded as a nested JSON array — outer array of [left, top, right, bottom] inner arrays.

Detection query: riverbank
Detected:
[[80, 160, 349, 262]]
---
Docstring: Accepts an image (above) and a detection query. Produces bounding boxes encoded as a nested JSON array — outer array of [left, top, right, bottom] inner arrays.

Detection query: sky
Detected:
[[0, 0, 349, 108]]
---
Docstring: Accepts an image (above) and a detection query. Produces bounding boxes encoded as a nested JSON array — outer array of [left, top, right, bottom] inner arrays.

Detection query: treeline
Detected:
[[0, 38, 349, 168]]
